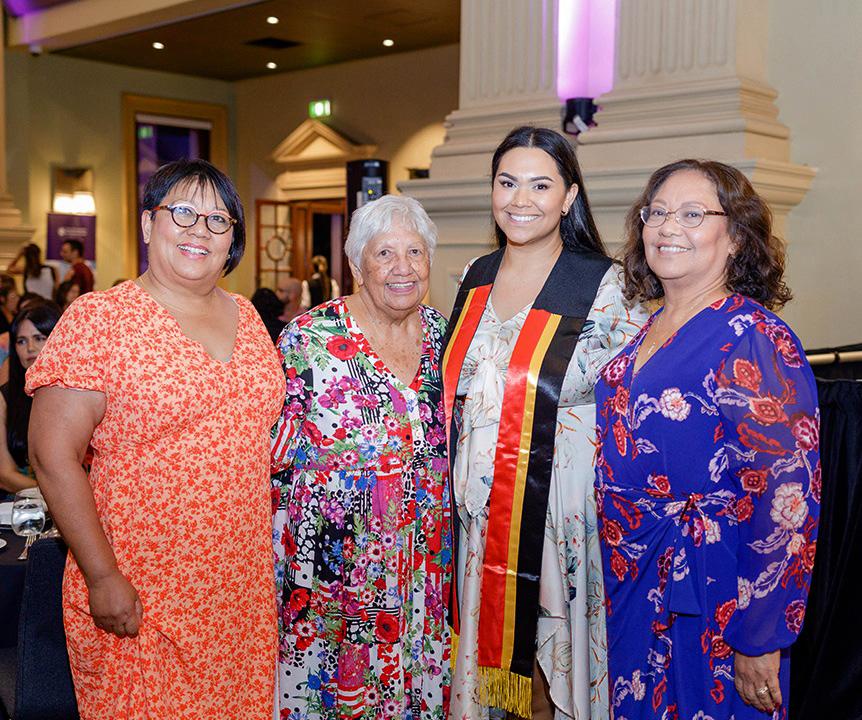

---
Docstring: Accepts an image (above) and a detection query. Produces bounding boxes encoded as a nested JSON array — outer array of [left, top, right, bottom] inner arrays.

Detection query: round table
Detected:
[[0, 529, 27, 648]]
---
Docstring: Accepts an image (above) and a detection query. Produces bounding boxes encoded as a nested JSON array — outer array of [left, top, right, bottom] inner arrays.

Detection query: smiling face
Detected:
[[141, 179, 234, 288], [14, 319, 48, 369], [352, 224, 430, 322], [642, 169, 736, 294], [491, 147, 578, 250]]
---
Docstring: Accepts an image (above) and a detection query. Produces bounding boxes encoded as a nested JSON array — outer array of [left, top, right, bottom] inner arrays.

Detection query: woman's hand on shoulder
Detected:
[[734, 649, 781, 713], [85, 569, 143, 638]]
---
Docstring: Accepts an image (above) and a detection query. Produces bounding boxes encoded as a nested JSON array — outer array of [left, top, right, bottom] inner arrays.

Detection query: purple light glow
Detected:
[[557, 0, 617, 100], [4, 0, 71, 19]]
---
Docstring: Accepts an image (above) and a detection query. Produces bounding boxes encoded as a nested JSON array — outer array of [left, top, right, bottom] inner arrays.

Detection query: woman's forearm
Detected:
[[29, 386, 116, 587], [33, 459, 119, 585], [0, 465, 37, 493]]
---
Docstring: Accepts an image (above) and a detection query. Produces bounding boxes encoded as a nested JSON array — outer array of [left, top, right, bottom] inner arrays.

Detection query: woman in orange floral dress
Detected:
[[26, 159, 285, 719]]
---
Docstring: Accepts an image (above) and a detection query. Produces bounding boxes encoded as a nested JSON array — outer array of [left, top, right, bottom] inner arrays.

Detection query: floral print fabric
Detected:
[[594, 295, 820, 720], [25, 281, 285, 720], [271, 299, 451, 720], [449, 265, 647, 720]]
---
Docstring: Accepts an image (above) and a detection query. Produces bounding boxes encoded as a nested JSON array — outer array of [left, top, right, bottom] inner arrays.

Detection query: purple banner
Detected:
[[46, 213, 96, 261]]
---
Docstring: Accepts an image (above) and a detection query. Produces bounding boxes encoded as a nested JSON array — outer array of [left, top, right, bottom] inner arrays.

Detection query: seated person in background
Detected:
[[250, 287, 286, 343], [275, 276, 304, 323], [0, 301, 62, 495], [60, 239, 94, 294], [55, 280, 81, 311], [300, 254, 340, 308], [18, 292, 45, 312], [7, 242, 58, 299]]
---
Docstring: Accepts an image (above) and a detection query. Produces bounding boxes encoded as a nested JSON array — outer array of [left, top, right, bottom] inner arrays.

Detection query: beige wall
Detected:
[[5, 50, 235, 290], [768, 1, 862, 348], [233, 44, 459, 295]]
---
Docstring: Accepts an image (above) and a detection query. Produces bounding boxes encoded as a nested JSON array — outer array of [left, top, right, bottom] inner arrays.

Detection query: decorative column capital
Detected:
[[578, 0, 814, 248]]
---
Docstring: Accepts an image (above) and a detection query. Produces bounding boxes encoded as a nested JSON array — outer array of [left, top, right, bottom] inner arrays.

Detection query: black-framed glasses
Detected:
[[151, 204, 236, 234], [640, 204, 727, 229]]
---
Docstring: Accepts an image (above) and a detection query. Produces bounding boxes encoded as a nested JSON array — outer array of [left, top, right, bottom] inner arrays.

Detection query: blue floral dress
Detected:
[[271, 298, 452, 720], [594, 295, 820, 720]]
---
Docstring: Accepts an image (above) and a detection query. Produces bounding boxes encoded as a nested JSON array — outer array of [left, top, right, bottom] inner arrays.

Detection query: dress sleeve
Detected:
[[569, 264, 649, 397], [270, 320, 314, 475], [25, 293, 114, 396], [716, 319, 820, 655]]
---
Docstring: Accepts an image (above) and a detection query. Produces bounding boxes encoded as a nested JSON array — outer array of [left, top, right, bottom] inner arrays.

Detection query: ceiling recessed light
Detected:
[[152, 41, 165, 50], [266, 16, 279, 25], [382, 38, 395, 47], [266, 62, 278, 70]]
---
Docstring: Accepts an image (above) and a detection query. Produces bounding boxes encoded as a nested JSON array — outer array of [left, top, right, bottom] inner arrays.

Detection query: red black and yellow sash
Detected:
[[442, 247, 612, 717]]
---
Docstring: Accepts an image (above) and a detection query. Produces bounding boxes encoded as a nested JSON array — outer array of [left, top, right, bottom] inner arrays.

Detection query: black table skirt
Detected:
[[0, 529, 27, 648]]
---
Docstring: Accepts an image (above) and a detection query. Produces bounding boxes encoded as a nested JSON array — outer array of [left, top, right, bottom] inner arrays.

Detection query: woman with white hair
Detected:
[[271, 194, 452, 719]]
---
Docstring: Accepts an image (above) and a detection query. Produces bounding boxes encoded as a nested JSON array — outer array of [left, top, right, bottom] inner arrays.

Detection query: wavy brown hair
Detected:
[[622, 159, 792, 310]]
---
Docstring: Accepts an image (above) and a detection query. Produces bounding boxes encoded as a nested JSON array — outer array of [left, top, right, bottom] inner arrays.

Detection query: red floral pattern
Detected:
[[271, 299, 451, 720], [595, 296, 820, 720], [26, 282, 284, 719]]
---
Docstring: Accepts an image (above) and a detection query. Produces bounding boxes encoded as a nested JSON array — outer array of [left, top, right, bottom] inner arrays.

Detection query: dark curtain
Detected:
[[790, 379, 862, 720]]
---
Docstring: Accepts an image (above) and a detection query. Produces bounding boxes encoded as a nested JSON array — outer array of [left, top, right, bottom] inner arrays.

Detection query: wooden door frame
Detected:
[[287, 198, 347, 289], [122, 94, 228, 278]]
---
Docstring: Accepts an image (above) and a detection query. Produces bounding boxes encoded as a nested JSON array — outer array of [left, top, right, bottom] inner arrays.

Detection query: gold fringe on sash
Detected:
[[477, 666, 533, 719]]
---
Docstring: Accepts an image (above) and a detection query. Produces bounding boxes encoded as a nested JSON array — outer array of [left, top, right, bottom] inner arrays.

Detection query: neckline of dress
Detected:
[[631, 293, 736, 378], [487, 295, 532, 324], [129, 280, 240, 366], [338, 297, 427, 392]]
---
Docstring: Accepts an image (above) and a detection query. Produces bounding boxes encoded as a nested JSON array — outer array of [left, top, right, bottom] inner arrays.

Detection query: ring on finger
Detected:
[[756, 686, 770, 697]]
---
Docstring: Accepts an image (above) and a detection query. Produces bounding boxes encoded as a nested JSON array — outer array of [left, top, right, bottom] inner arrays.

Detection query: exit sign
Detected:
[[308, 99, 331, 118]]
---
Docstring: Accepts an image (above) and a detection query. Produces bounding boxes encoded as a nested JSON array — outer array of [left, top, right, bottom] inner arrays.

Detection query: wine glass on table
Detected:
[[12, 487, 46, 560]]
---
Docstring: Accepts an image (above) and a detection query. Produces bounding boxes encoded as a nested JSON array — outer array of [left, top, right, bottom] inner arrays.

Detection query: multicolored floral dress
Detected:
[[450, 265, 647, 720], [271, 298, 452, 720], [594, 295, 820, 720]]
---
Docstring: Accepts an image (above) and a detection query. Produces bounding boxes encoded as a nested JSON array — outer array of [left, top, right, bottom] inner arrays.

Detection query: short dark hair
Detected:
[[142, 158, 245, 275], [61, 239, 84, 257], [8, 302, 62, 467], [490, 126, 607, 256], [622, 159, 791, 310]]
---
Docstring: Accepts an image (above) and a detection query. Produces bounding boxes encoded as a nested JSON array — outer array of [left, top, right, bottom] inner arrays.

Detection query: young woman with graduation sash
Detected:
[[443, 126, 648, 719]]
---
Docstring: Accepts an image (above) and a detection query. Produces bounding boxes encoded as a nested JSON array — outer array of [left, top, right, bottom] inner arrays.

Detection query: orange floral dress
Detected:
[[25, 281, 285, 720]]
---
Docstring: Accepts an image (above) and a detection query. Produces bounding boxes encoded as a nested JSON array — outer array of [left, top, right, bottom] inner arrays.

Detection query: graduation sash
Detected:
[[442, 246, 612, 717]]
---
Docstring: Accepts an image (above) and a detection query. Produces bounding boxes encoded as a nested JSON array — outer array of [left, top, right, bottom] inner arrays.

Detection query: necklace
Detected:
[[641, 289, 728, 361]]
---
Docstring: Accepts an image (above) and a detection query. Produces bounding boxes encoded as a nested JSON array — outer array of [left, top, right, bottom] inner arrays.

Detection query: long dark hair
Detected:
[[490, 126, 607, 256], [622, 159, 792, 310], [142, 158, 246, 275], [23, 244, 45, 279], [6, 302, 62, 467]]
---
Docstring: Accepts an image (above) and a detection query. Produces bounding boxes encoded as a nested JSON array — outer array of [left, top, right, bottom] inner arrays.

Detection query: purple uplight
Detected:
[[557, 0, 617, 100], [4, 0, 71, 18]]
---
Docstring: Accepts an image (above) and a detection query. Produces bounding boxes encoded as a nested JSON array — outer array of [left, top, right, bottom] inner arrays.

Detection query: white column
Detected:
[[400, 0, 566, 309], [578, 0, 814, 250], [0, 11, 35, 262]]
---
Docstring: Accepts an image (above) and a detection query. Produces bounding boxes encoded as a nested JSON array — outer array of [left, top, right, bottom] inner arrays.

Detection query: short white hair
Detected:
[[345, 194, 438, 267]]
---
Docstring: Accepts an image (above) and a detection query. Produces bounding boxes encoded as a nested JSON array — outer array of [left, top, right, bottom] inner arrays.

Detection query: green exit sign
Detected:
[[308, 99, 331, 118]]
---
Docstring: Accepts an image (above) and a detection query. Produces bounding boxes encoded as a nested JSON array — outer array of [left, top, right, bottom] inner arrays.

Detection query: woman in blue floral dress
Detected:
[[595, 160, 819, 720], [271, 196, 451, 720]]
